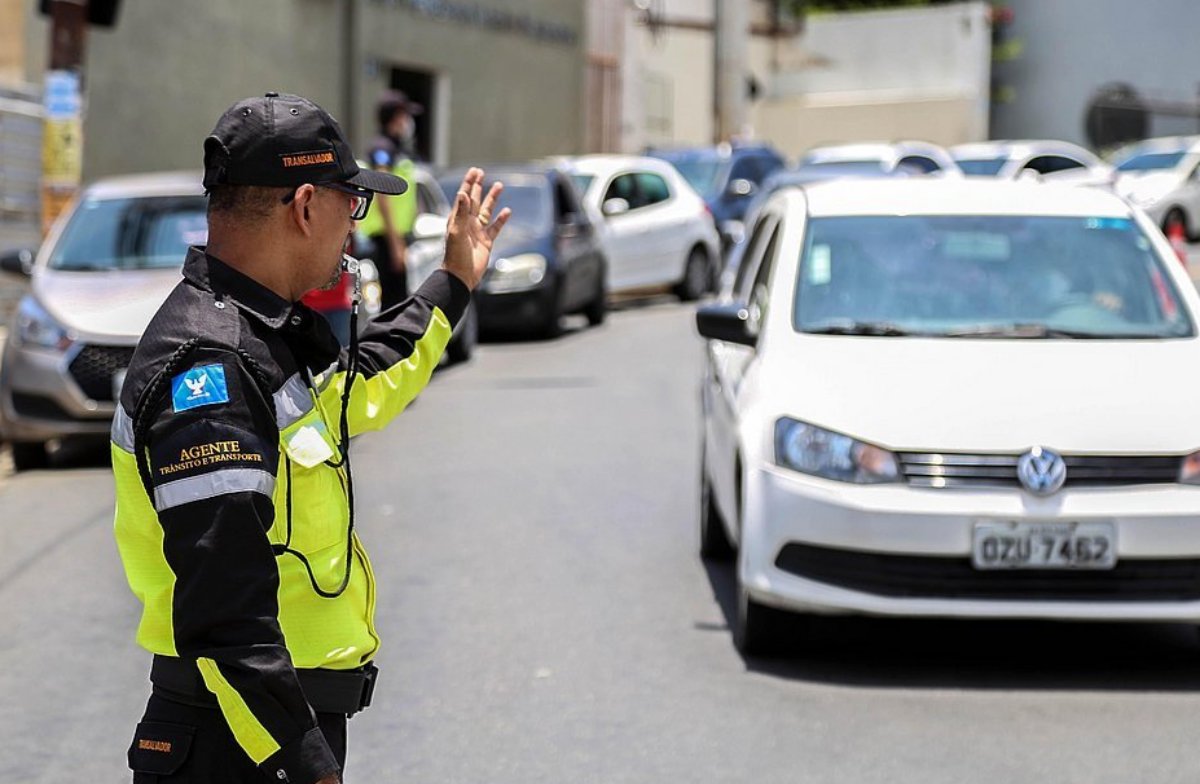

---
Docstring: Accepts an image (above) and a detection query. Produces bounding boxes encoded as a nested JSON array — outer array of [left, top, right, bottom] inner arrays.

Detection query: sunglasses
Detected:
[[282, 182, 373, 220]]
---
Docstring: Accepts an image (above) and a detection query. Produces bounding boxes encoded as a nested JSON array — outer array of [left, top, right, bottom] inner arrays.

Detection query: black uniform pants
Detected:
[[127, 693, 347, 783], [371, 234, 409, 310]]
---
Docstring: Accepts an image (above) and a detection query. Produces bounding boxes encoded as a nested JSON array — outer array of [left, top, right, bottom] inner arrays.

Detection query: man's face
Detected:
[[308, 186, 358, 290]]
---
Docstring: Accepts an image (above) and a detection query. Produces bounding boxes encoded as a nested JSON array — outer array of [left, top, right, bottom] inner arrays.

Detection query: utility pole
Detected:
[[42, 0, 88, 236], [713, 0, 748, 143]]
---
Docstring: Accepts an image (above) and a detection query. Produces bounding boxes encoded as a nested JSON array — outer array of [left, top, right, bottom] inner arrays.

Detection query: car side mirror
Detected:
[[696, 302, 757, 346], [0, 248, 35, 277], [727, 178, 757, 198], [411, 213, 448, 241], [602, 198, 630, 217]]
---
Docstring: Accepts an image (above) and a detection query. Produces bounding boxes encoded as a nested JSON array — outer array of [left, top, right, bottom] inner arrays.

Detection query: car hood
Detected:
[[758, 335, 1200, 453], [1114, 171, 1182, 201], [34, 267, 182, 341]]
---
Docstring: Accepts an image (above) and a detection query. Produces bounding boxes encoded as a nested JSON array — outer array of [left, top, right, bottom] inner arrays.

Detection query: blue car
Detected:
[[647, 142, 786, 253]]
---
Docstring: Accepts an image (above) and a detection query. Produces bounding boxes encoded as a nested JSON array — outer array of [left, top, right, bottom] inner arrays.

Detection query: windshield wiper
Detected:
[[941, 323, 1140, 339], [805, 320, 915, 337]]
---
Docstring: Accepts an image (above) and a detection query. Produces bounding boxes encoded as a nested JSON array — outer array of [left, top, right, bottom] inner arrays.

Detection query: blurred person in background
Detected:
[[360, 90, 422, 308], [113, 92, 509, 784]]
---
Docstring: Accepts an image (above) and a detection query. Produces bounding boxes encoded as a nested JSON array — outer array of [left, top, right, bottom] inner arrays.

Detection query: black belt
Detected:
[[150, 655, 378, 716]]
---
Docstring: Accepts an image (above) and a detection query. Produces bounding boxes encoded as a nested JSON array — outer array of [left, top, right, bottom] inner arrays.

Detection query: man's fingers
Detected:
[[450, 190, 470, 226], [486, 208, 512, 241], [480, 181, 504, 217], [469, 168, 485, 210]]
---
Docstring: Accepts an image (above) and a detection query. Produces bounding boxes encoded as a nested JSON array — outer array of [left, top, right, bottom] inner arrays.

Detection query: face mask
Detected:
[[398, 115, 416, 143]]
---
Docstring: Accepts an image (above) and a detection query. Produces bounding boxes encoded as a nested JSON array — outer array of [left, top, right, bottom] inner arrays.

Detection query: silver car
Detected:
[[0, 172, 207, 470]]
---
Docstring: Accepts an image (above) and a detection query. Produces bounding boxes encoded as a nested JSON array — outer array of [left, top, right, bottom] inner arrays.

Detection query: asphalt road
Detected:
[[4, 300, 1200, 783]]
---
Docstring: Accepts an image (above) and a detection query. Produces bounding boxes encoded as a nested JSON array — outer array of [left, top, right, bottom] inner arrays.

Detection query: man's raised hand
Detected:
[[443, 167, 511, 289]]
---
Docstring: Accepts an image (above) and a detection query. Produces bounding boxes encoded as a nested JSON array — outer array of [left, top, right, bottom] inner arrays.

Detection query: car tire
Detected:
[[584, 276, 607, 327], [10, 441, 48, 472], [540, 278, 564, 339], [1164, 208, 1190, 242], [699, 458, 734, 561], [734, 573, 794, 658], [446, 305, 478, 364], [675, 247, 710, 302]]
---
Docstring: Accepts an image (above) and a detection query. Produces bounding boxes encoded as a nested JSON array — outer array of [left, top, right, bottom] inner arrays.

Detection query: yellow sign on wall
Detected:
[[42, 117, 83, 187]]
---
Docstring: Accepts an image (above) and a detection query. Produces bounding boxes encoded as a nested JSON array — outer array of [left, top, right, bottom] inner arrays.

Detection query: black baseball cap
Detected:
[[202, 92, 407, 195]]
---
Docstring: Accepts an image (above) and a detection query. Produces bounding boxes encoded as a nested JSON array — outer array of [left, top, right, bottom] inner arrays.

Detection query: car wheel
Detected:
[[446, 305, 478, 364], [584, 276, 607, 327], [734, 572, 794, 658], [540, 285, 563, 339], [10, 441, 48, 472], [675, 247, 709, 302], [699, 456, 734, 561]]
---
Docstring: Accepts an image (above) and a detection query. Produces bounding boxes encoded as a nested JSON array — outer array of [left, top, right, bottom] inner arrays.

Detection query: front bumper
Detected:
[[741, 465, 1200, 622], [473, 282, 556, 331], [0, 338, 125, 442]]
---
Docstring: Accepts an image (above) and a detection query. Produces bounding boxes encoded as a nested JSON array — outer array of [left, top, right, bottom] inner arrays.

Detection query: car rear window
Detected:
[[1115, 151, 1187, 172], [48, 195, 208, 271], [954, 157, 1007, 176], [793, 215, 1194, 339]]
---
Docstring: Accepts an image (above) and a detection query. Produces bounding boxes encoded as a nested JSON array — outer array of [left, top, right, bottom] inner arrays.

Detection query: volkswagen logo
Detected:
[[1017, 446, 1067, 496]]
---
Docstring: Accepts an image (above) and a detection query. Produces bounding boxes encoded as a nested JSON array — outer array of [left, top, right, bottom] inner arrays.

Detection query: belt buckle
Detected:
[[358, 663, 378, 711]]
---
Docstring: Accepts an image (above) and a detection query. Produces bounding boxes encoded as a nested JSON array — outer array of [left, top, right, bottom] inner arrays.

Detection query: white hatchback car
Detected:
[[799, 141, 961, 178], [1112, 135, 1200, 238], [568, 155, 720, 299], [951, 139, 1110, 182], [696, 179, 1200, 655]]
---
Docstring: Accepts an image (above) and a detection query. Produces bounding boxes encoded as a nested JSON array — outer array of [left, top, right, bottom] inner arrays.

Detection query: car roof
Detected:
[[801, 141, 950, 164], [798, 179, 1133, 218], [950, 139, 1097, 160], [83, 170, 206, 199], [647, 142, 780, 160], [1115, 135, 1200, 157], [567, 154, 676, 177]]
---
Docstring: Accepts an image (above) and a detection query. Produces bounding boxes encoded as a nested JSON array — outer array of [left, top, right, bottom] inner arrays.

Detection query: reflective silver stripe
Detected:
[[111, 405, 135, 452], [312, 360, 339, 394], [153, 468, 276, 512], [273, 373, 313, 429]]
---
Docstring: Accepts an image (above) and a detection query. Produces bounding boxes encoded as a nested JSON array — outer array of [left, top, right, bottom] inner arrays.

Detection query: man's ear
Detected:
[[287, 184, 318, 237]]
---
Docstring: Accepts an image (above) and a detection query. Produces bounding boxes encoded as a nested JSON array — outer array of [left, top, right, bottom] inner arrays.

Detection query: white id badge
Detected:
[[285, 422, 336, 468]]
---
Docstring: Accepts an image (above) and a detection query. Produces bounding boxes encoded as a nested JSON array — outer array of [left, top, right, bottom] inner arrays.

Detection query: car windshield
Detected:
[[491, 183, 552, 231], [793, 215, 1193, 339], [954, 157, 1008, 176], [1115, 150, 1187, 172], [48, 195, 208, 271], [653, 153, 724, 197]]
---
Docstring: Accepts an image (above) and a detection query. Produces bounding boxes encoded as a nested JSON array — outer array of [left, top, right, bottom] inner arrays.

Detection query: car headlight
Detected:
[[485, 253, 547, 294], [14, 296, 72, 351], [774, 417, 900, 484], [1180, 451, 1200, 484]]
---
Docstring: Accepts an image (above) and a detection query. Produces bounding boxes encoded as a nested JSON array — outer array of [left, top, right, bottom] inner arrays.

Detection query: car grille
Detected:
[[775, 543, 1200, 602], [896, 452, 1182, 489], [11, 392, 73, 421], [68, 345, 135, 402]]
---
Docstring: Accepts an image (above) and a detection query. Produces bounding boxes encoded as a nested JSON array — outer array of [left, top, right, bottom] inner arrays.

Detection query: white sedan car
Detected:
[[568, 155, 720, 299], [696, 179, 1200, 656], [1112, 135, 1200, 238]]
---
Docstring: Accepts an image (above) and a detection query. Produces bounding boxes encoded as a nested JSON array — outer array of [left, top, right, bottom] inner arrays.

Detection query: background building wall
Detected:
[[359, 0, 586, 167], [21, 0, 586, 180], [991, 0, 1200, 147]]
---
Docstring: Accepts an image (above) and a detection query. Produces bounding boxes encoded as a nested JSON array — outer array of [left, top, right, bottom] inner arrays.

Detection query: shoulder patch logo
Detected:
[[171, 364, 230, 412]]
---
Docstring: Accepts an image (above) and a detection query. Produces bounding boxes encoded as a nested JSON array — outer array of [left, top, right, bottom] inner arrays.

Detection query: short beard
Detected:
[[319, 261, 344, 291]]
